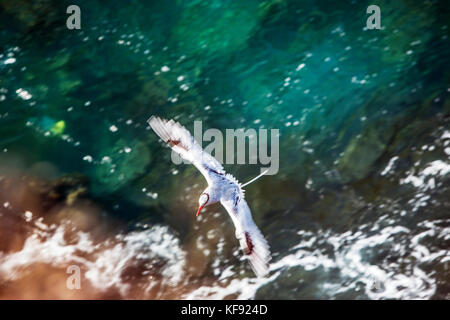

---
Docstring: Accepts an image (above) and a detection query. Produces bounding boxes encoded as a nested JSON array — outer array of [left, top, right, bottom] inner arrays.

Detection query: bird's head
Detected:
[[196, 193, 209, 216]]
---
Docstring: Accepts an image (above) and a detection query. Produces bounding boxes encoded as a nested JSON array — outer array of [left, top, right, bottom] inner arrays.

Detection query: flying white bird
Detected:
[[148, 116, 271, 277]]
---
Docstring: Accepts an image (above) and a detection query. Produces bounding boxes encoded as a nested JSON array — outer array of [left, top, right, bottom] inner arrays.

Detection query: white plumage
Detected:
[[148, 116, 271, 277]]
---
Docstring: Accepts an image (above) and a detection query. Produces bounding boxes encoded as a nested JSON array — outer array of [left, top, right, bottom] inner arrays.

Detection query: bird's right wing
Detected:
[[148, 116, 224, 184], [221, 195, 271, 277]]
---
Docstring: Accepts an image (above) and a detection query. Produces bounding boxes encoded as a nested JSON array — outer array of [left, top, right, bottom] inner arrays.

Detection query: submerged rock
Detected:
[[169, 1, 264, 60], [90, 138, 151, 194], [0, 0, 62, 33], [337, 123, 394, 183]]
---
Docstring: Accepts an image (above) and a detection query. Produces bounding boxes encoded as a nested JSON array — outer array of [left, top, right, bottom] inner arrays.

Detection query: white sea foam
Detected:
[[401, 160, 450, 190], [182, 219, 448, 300], [0, 219, 185, 296]]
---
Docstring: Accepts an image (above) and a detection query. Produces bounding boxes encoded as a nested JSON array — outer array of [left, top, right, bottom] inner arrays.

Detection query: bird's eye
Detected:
[[199, 193, 209, 205]]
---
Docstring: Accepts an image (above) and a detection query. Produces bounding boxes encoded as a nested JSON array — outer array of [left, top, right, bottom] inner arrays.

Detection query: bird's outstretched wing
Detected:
[[221, 195, 271, 277], [148, 116, 224, 184]]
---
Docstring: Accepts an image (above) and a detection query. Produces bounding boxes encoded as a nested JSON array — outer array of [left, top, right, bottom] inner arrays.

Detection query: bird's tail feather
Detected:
[[241, 169, 269, 188]]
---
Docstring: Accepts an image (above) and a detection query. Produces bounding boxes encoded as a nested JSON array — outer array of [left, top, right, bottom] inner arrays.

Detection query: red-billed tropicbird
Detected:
[[148, 116, 271, 277]]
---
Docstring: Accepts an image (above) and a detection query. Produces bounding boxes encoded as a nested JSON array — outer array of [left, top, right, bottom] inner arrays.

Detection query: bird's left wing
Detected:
[[221, 195, 271, 277], [148, 116, 224, 184]]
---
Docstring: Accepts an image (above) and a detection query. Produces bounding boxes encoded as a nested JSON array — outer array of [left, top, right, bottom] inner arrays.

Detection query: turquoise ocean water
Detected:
[[0, 0, 449, 299]]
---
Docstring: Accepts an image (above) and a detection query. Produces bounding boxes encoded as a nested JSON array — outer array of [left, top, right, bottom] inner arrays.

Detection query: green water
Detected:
[[0, 0, 449, 299]]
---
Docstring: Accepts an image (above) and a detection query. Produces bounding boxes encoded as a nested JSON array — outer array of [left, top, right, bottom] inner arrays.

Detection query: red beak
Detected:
[[196, 205, 204, 217]]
